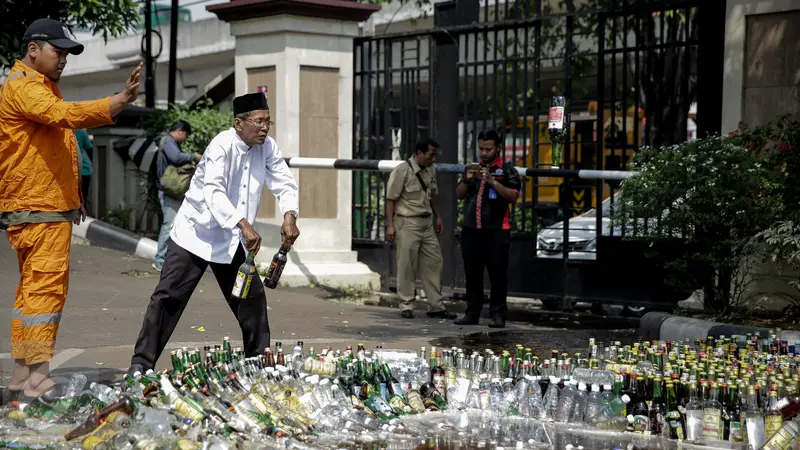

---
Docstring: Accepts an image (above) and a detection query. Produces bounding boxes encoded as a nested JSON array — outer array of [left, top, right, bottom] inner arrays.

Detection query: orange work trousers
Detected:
[[6, 221, 72, 365]]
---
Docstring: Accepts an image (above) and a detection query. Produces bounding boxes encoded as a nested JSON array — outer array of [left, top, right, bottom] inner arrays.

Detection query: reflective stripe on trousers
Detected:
[[12, 308, 63, 326]]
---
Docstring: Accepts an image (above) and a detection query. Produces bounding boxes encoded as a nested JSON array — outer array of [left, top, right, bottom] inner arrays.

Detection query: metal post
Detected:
[[695, 0, 725, 137], [167, 0, 179, 108], [144, 0, 155, 108], [596, 14, 605, 250], [561, 0, 575, 311], [354, 42, 371, 239], [432, 29, 460, 289]]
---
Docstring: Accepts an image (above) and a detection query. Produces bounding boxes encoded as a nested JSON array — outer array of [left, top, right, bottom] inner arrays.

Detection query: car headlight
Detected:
[[537, 238, 554, 250]]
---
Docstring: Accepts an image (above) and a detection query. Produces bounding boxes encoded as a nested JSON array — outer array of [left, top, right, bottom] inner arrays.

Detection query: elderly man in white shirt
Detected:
[[127, 92, 300, 376]]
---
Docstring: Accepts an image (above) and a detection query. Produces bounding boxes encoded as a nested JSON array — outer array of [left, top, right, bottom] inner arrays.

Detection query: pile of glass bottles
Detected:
[[3, 332, 800, 449]]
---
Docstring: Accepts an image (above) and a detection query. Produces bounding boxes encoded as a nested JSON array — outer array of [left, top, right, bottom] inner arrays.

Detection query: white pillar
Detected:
[[210, 0, 382, 289]]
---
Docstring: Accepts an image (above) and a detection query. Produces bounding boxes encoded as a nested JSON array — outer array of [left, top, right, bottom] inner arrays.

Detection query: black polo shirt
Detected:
[[460, 158, 521, 230]]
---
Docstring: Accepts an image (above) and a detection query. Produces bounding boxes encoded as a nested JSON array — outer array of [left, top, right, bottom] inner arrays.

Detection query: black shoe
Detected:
[[400, 310, 414, 319], [126, 364, 145, 378], [427, 310, 457, 320], [454, 315, 480, 325], [488, 317, 506, 328]]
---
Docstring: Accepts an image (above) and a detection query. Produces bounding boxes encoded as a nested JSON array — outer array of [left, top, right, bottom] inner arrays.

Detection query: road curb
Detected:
[[639, 312, 800, 344], [73, 217, 157, 261]]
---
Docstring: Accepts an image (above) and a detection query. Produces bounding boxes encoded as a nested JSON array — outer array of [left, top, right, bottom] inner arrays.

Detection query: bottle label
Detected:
[[762, 426, 797, 450], [406, 391, 425, 412], [666, 411, 684, 441], [432, 374, 446, 395], [729, 421, 744, 442], [765, 415, 783, 438], [232, 271, 247, 298], [632, 414, 649, 433], [242, 274, 253, 299], [549, 106, 565, 130], [266, 260, 286, 287], [702, 408, 723, 440]]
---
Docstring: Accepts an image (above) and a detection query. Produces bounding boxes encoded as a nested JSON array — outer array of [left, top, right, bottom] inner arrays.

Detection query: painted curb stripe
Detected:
[[72, 217, 157, 260], [641, 312, 800, 345]]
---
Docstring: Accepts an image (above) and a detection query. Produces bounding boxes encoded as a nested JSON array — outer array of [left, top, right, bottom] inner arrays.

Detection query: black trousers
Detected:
[[460, 227, 510, 319], [130, 239, 270, 369]]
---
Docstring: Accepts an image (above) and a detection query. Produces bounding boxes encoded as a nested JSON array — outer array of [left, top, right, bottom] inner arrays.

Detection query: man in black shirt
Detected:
[[454, 130, 521, 328]]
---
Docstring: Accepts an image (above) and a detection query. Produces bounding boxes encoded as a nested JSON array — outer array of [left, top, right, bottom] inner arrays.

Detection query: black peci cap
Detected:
[[233, 92, 270, 116], [23, 18, 84, 55]]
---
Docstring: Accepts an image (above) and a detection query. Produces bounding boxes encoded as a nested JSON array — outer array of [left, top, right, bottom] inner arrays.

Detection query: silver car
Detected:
[[536, 198, 614, 261]]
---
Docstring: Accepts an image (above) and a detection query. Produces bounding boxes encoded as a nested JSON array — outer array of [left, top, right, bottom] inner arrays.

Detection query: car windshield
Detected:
[[581, 198, 612, 218]]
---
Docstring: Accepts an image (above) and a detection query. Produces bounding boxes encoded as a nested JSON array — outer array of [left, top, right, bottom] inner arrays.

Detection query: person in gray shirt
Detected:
[[153, 120, 200, 272]]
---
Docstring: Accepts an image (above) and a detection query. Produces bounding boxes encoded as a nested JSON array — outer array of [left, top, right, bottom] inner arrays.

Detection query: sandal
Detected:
[[16, 384, 68, 405]]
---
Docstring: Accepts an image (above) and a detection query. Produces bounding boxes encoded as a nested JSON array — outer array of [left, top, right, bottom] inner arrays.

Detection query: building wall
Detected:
[[57, 18, 235, 106], [722, 1, 800, 309], [722, 0, 800, 132], [59, 52, 234, 106], [741, 10, 800, 126]]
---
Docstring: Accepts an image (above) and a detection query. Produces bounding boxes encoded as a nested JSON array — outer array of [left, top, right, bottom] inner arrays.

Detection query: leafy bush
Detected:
[[611, 135, 781, 313], [139, 100, 233, 154], [137, 101, 233, 223]]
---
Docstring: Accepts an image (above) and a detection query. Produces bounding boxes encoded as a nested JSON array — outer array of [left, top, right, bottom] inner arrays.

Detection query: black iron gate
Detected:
[[352, 0, 725, 306]]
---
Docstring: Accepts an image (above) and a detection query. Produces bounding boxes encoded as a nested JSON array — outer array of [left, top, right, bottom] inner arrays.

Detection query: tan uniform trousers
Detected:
[[394, 215, 445, 313]]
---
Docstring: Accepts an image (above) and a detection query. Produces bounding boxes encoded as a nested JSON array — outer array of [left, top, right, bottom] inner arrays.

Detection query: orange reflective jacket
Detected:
[[0, 61, 115, 212]]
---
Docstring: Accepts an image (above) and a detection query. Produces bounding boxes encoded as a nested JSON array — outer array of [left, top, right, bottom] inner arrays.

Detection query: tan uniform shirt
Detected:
[[386, 157, 438, 217]]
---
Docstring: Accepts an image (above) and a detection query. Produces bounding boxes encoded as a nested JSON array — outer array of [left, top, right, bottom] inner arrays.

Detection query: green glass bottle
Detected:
[[548, 95, 567, 169], [232, 251, 256, 300]]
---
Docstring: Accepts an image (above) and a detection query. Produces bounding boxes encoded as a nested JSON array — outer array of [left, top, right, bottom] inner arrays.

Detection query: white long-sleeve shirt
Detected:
[[170, 128, 299, 264]]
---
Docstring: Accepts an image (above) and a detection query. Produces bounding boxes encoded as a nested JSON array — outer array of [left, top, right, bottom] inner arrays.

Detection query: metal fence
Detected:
[[351, 0, 720, 306]]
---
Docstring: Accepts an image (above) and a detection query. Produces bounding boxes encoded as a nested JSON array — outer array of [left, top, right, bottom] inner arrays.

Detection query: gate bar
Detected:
[[283, 157, 637, 181]]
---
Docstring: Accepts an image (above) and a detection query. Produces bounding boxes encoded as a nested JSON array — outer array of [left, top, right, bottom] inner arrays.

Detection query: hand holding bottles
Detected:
[[237, 219, 262, 254], [281, 211, 300, 248]]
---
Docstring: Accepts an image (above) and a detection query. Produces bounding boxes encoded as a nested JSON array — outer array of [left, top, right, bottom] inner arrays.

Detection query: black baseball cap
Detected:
[[23, 18, 84, 55]]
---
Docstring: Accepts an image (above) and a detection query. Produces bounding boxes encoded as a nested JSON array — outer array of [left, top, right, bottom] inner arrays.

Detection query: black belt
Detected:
[[399, 213, 431, 218]]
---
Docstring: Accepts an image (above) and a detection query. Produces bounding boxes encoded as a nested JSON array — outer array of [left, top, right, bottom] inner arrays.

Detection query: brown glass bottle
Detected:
[[777, 392, 800, 421], [264, 245, 289, 289]]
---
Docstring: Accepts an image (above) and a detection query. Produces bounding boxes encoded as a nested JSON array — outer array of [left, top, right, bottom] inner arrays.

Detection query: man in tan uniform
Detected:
[[385, 139, 457, 319]]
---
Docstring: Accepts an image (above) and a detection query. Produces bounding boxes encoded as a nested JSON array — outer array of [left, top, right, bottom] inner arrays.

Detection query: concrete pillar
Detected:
[[208, 0, 382, 289], [722, 0, 800, 132]]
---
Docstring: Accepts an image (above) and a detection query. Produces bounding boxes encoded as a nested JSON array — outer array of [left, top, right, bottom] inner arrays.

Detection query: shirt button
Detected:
[[245, 166, 249, 170]]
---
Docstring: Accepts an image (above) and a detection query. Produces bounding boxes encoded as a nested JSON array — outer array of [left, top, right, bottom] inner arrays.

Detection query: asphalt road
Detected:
[[0, 233, 639, 387]]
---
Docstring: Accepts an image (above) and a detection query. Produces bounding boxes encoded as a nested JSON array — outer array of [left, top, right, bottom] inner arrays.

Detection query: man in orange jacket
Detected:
[[0, 18, 142, 401]]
